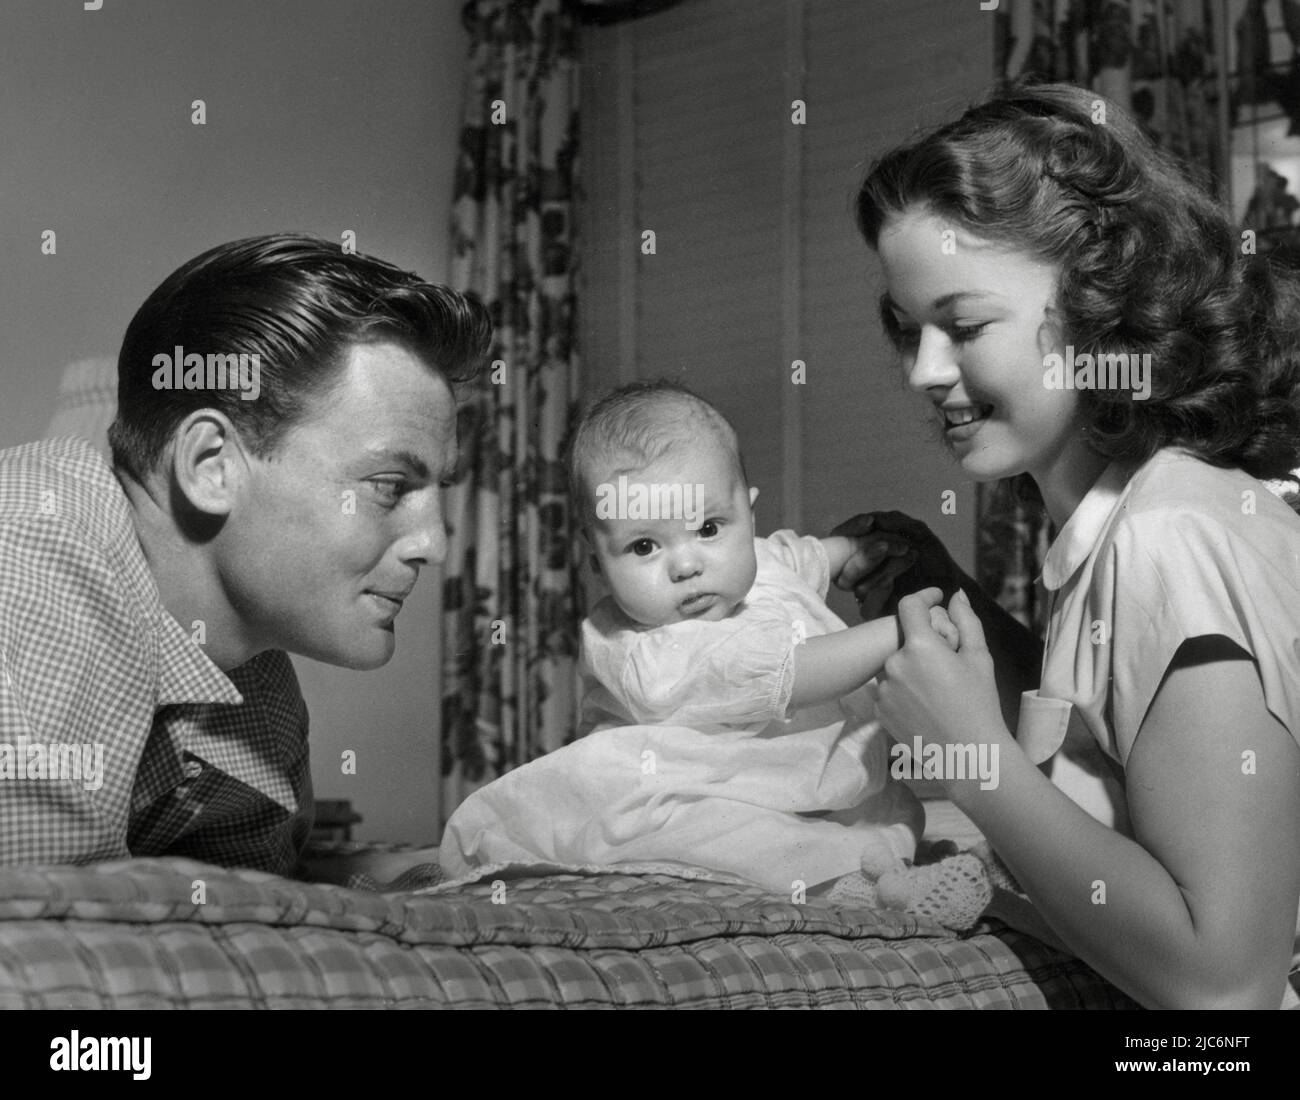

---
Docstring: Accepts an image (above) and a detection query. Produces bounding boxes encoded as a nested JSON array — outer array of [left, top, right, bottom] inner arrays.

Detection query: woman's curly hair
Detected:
[[856, 78, 1300, 482]]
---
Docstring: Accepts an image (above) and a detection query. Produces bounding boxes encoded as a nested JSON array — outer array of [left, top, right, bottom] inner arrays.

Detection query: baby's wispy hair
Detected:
[[565, 380, 748, 530]]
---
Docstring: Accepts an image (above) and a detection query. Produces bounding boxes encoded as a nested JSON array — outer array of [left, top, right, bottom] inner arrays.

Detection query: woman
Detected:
[[834, 81, 1300, 1009]]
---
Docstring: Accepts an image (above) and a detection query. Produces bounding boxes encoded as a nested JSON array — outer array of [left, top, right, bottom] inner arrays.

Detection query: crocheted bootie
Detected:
[[968, 839, 1025, 896], [824, 847, 994, 931], [872, 852, 993, 931], [823, 870, 882, 907]]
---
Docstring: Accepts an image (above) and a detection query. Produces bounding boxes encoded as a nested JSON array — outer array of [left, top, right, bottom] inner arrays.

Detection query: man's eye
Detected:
[[698, 520, 720, 538], [629, 539, 655, 556], [370, 479, 406, 502]]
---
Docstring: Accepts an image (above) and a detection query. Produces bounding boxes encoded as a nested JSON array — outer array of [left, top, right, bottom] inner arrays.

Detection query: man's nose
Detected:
[[400, 492, 448, 568], [906, 327, 960, 394]]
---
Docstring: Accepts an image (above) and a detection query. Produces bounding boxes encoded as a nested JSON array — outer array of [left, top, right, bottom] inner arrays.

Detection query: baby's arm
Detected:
[[789, 617, 898, 708], [819, 535, 855, 583], [788, 604, 960, 709]]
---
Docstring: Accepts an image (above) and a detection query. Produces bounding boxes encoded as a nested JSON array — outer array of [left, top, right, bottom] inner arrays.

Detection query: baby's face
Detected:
[[587, 441, 758, 627]]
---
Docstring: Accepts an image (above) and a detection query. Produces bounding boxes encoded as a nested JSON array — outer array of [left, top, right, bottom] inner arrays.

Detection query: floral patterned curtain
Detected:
[[981, 0, 1224, 636], [441, 0, 582, 825]]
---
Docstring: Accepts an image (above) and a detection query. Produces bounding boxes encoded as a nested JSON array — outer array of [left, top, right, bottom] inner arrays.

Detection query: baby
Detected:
[[440, 381, 987, 920]]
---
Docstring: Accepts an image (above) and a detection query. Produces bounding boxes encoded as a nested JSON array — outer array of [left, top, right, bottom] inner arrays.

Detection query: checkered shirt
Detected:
[[0, 437, 313, 873]]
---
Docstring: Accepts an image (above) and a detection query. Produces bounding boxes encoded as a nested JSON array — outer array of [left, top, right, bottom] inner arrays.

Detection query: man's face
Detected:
[[215, 341, 457, 669]]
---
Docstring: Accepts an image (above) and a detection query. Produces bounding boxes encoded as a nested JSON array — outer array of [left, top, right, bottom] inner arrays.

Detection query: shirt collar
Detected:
[[1041, 459, 1136, 591], [184, 681, 303, 814], [153, 609, 246, 707]]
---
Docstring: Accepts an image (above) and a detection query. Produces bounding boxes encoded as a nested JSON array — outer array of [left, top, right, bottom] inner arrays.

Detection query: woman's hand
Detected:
[[875, 588, 1010, 775], [834, 510, 1043, 732], [829, 511, 971, 620]]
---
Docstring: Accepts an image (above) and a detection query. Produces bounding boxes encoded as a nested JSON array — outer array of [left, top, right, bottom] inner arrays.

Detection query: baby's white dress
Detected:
[[439, 530, 923, 892]]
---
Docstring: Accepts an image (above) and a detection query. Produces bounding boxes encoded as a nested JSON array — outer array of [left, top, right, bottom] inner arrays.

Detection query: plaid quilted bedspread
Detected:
[[0, 857, 1137, 1009]]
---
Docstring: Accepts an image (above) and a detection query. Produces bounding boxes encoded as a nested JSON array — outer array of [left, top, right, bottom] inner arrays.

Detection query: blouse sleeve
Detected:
[[760, 529, 831, 599], [581, 600, 800, 729], [1110, 509, 1300, 762]]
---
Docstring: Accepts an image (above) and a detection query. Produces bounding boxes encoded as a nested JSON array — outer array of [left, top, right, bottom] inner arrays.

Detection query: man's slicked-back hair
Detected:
[[565, 379, 749, 529], [107, 233, 493, 481]]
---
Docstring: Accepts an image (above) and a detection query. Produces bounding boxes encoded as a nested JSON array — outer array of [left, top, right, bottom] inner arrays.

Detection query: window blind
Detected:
[[578, 0, 993, 579]]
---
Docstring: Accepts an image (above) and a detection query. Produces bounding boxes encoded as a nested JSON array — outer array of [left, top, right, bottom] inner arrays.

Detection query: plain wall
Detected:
[[0, 0, 469, 842]]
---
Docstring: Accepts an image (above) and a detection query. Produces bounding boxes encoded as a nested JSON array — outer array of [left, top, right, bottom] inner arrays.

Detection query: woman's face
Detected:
[[876, 206, 1091, 487]]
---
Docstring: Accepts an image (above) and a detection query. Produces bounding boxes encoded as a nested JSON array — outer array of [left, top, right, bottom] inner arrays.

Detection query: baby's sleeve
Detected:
[[582, 604, 800, 729], [1110, 510, 1300, 761], [760, 529, 831, 599]]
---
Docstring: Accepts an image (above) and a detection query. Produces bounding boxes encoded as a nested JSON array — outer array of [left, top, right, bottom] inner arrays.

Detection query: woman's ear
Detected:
[[748, 486, 759, 508], [1037, 300, 1067, 359]]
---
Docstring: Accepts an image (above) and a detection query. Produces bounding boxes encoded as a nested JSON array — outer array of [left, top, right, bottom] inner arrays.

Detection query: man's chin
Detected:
[[297, 634, 396, 670], [342, 648, 395, 671]]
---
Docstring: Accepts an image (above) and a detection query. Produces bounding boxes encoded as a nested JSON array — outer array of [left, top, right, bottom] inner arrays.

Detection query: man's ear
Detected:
[[168, 410, 244, 521]]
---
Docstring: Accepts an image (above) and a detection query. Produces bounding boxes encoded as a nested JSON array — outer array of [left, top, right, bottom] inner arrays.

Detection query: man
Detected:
[[0, 234, 491, 874]]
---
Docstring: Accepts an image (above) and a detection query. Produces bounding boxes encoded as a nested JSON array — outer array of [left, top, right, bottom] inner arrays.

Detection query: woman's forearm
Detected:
[[984, 886, 1073, 955], [952, 734, 1285, 1009]]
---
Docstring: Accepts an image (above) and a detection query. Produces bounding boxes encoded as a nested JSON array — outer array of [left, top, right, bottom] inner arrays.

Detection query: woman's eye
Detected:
[[629, 539, 655, 556], [893, 327, 921, 350], [951, 323, 989, 343], [698, 520, 720, 538]]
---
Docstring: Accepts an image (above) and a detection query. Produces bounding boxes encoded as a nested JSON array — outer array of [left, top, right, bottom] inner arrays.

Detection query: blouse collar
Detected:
[[1040, 459, 1138, 591]]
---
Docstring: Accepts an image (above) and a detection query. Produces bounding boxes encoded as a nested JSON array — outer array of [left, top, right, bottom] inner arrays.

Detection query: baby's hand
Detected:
[[823, 532, 913, 597], [929, 605, 960, 651]]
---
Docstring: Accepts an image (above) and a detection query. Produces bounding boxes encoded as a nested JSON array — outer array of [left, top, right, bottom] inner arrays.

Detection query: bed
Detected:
[[0, 845, 1139, 1009]]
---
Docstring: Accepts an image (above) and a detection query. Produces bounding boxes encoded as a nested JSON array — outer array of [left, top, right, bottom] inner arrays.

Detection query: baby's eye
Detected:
[[628, 538, 655, 556], [697, 520, 720, 538]]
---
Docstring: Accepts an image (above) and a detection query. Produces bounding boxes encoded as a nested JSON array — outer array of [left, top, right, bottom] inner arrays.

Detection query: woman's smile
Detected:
[[940, 402, 994, 440]]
